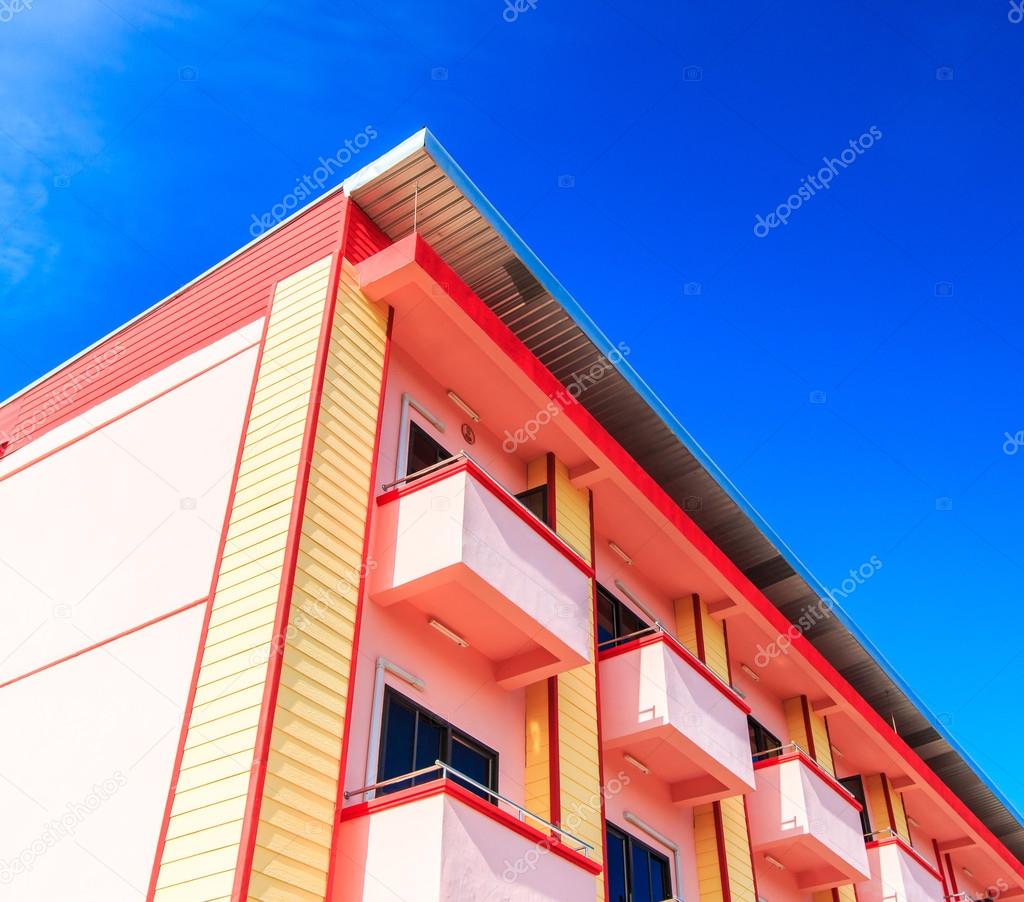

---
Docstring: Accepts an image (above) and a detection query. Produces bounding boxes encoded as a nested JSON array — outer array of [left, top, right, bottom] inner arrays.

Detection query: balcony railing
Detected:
[[858, 828, 946, 902], [344, 759, 594, 856], [369, 453, 594, 688], [335, 760, 601, 901], [598, 624, 755, 805], [748, 743, 870, 890]]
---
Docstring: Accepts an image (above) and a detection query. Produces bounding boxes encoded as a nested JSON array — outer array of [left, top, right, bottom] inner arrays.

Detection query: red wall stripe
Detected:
[[0, 192, 346, 462]]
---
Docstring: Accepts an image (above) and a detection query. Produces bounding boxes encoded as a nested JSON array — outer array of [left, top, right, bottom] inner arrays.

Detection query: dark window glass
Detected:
[[378, 688, 498, 803], [378, 696, 417, 792], [606, 826, 628, 902], [407, 421, 451, 479], [748, 716, 782, 760], [450, 735, 493, 800], [839, 775, 872, 837], [606, 823, 673, 902], [514, 485, 549, 525], [596, 583, 652, 649]]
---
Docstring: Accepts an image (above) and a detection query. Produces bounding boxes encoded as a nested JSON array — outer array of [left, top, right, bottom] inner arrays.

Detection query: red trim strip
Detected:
[[742, 795, 760, 902], [233, 202, 352, 901], [753, 751, 863, 812], [588, 487, 609, 898], [692, 594, 707, 662], [146, 288, 277, 902], [0, 341, 259, 485], [933, 839, 951, 899], [338, 778, 603, 876], [547, 675, 562, 828], [866, 836, 944, 883], [946, 852, 960, 895], [800, 695, 818, 761], [0, 596, 208, 691], [598, 632, 750, 714], [881, 774, 898, 836], [324, 303, 395, 902], [376, 457, 595, 577], [357, 232, 1024, 885], [713, 800, 733, 902]]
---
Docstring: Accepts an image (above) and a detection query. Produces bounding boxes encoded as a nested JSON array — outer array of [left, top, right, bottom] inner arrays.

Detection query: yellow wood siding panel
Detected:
[[248, 258, 389, 899], [674, 596, 699, 656], [153, 256, 334, 900], [864, 773, 889, 835], [553, 458, 592, 563], [524, 680, 552, 823], [720, 796, 756, 902], [694, 803, 725, 902]]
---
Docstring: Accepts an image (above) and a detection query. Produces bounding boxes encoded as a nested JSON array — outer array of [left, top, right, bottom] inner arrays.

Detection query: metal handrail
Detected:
[[750, 743, 859, 803], [379, 450, 589, 563], [596, 626, 659, 649], [598, 619, 745, 701], [344, 759, 594, 856]]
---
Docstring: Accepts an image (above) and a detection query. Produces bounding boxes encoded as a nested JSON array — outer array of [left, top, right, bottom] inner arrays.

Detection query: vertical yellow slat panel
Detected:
[[810, 710, 835, 775], [674, 596, 699, 654], [154, 256, 335, 900], [720, 796, 756, 902], [548, 457, 602, 900], [864, 774, 889, 835], [836, 883, 858, 902], [248, 258, 389, 901], [694, 800, 757, 902], [863, 774, 909, 841], [694, 804, 725, 902], [784, 696, 811, 753], [524, 681, 552, 823], [673, 595, 729, 682], [784, 695, 835, 775], [553, 458, 592, 564]]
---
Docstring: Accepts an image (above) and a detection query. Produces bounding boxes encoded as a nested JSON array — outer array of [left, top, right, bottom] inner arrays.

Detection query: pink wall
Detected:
[[0, 328, 258, 684], [0, 603, 204, 898]]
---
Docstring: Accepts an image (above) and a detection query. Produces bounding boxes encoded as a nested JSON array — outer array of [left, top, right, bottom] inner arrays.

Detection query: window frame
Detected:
[[513, 484, 549, 526], [838, 774, 872, 837], [747, 715, 783, 760], [596, 582, 653, 649], [377, 686, 499, 801], [405, 419, 453, 481], [606, 821, 673, 902]]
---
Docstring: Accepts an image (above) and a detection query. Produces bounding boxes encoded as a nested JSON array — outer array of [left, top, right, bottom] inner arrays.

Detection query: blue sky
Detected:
[[3, 1, 1024, 815]]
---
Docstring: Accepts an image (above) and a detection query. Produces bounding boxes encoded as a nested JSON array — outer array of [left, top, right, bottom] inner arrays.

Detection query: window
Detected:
[[748, 716, 782, 760], [597, 583, 652, 649], [839, 775, 872, 837], [606, 823, 673, 902], [406, 421, 452, 479], [514, 485, 549, 525], [378, 688, 498, 802]]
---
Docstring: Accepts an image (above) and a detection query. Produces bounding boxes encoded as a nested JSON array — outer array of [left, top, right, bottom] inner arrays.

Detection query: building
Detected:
[[0, 129, 1021, 902]]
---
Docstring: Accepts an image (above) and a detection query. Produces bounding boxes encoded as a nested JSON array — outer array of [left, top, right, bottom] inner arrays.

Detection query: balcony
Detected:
[[598, 631, 756, 805], [333, 763, 601, 902], [857, 833, 945, 902], [747, 746, 870, 890], [369, 456, 594, 689]]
